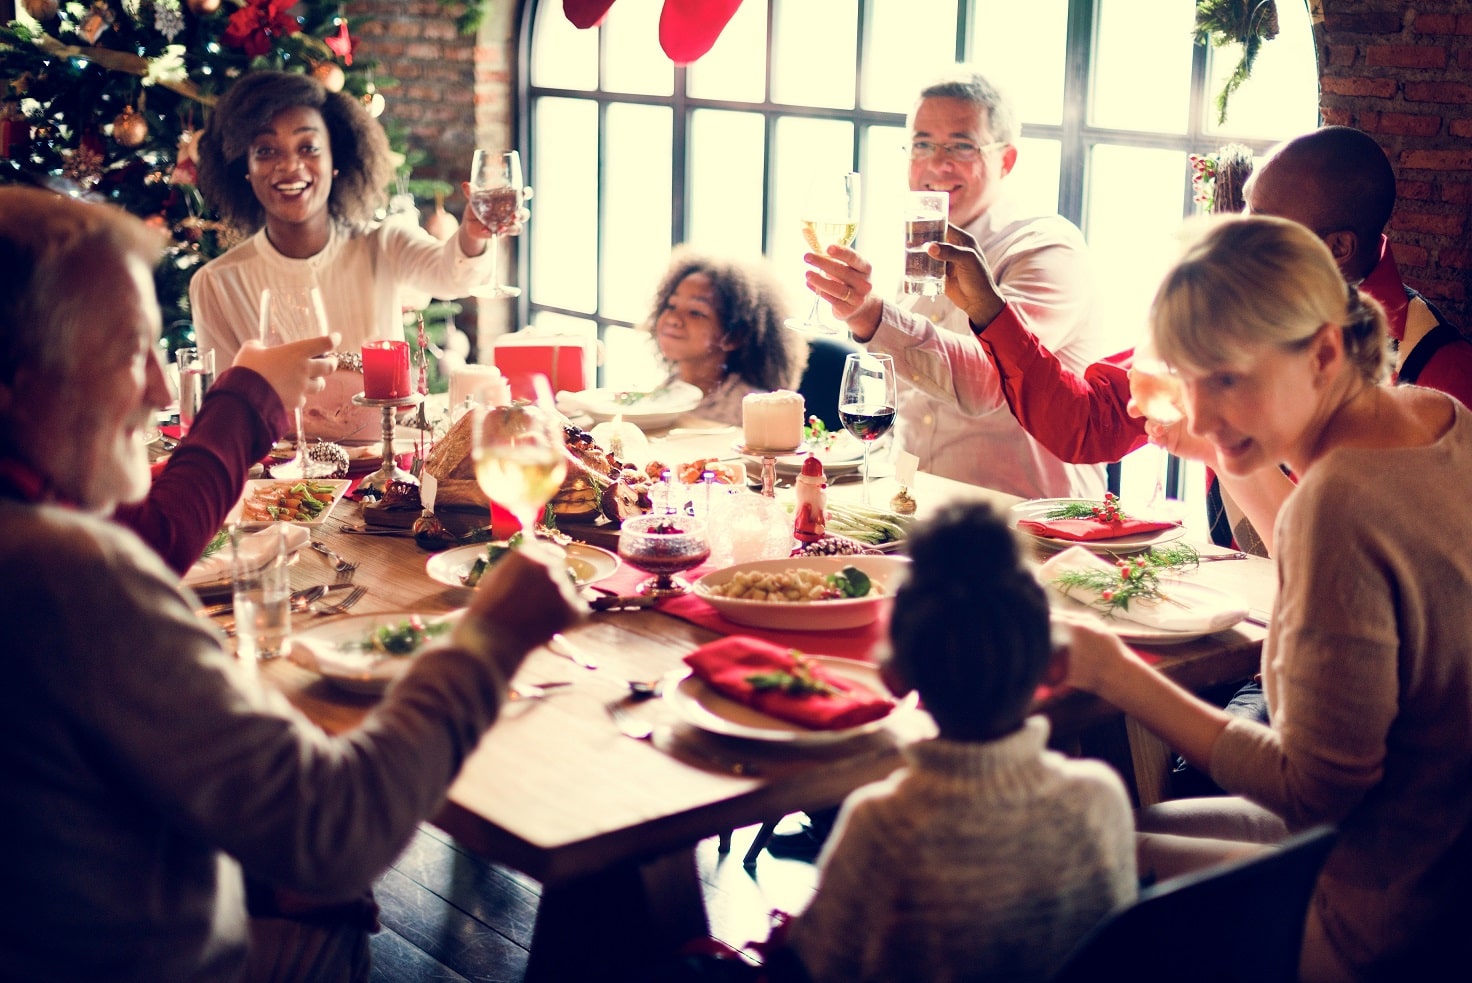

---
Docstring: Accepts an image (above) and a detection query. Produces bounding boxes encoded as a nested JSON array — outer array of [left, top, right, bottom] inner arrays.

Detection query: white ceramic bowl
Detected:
[[691, 554, 910, 631]]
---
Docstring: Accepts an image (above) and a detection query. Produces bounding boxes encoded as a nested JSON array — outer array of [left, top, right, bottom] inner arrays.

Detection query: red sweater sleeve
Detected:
[[113, 368, 287, 575], [1413, 340, 1472, 409], [977, 304, 1148, 464]]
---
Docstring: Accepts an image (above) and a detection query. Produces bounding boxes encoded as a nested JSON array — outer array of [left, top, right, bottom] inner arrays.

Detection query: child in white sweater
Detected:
[[775, 501, 1137, 983]]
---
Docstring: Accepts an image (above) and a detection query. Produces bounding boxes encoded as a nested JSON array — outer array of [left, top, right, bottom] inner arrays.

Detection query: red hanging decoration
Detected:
[[563, 0, 617, 30], [563, 0, 744, 64], [658, 0, 744, 65]]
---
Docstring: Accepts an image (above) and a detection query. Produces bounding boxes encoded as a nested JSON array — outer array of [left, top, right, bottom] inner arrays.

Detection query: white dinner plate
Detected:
[[424, 541, 620, 590], [737, 433, 867, 477], [1050, 579, 1249, 644], [663, 656, 919, 745], [691, 554, 910, 631], [558, 381, 703, 429], [1009, 497, 1186, 555], [227, 478, 352, 530], [289, 610, 463, 695]]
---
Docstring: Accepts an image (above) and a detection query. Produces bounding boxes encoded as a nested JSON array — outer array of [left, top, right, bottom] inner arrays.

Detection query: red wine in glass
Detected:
[[470, 187, 520, 228], [838, 352, 897, 503], [837, 404, 896, 441]]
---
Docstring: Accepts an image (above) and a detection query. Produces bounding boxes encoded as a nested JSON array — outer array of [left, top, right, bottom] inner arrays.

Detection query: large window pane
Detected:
[[862, 0, 961, 114], [1091, 0, 1195, 133], [530, 4, 597, 90], [688, 110, 766, 258], [530, 98, 598, 312], [1006, 137, 1063, 221], [772, 0, 859, 109], [604, 0, 673, 96], [1206, 0, 1319, 141], [1085, 144, 1191, 355], [601, 104, 674, 325], [970, 0, 1067, 125], [687, 0, 767, 103], [771, 118, 856, 298], [859, 123, 910, 299], [603, 323, 665, 389]]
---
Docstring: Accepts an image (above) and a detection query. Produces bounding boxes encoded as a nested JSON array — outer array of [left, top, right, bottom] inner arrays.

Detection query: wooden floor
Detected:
[[368, 821, 818, 982]]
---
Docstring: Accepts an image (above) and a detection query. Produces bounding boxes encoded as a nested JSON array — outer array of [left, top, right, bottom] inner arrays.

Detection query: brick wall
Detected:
[[355, 0, 1472, 332], [1315, 0, 1472, 327], [345, 0, 520, 341]]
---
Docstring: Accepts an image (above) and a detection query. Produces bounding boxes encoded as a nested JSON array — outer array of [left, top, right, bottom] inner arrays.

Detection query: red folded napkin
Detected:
[[683, 636, 894, 731], [1016, 516, 1180, 542]]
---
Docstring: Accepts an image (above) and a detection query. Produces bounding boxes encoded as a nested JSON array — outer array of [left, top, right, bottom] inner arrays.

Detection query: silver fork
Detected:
[[312, 585, 366, 616], [311, 541, 358, 582]]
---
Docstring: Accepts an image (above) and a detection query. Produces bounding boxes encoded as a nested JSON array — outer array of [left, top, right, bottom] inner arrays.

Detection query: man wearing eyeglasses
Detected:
[[806, 68, 1106, 501]]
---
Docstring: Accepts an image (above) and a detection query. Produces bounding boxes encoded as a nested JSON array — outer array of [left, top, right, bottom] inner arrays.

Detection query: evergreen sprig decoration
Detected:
[[1194, 0, 1279, 125], [1050, 545, 1201, 619], [746, 650, 839, 698], [1045, 492, 1127, 522]]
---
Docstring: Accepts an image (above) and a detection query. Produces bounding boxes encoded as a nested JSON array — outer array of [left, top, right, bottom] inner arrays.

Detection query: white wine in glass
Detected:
[[467, 149, 524, 299], [786, 170, 860, 336], [472, 375, 567, 537], [1128, 338, 1187, 520]]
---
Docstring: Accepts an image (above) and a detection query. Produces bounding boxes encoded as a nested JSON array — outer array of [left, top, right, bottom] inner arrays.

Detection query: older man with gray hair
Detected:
[[0, 185, 584, 981], [805, 68, 1106, 502]]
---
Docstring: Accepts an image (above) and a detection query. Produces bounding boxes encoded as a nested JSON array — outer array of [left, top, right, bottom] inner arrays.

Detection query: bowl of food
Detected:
[[691, 554, 910, 630]]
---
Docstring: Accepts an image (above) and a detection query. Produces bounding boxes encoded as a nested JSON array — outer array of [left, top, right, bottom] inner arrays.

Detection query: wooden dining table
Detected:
[[254, 447, 1277, 981]]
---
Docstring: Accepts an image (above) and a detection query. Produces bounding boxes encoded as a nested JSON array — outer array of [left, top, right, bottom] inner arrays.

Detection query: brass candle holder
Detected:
[[352, 391, 424, 497]]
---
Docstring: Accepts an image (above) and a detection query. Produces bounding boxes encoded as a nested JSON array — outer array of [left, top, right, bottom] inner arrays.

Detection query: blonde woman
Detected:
[[1059, 215, 1472, 980]]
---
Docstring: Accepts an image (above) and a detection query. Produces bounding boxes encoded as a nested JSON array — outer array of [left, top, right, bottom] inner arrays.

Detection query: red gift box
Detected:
[[488, 334, 597, 401]]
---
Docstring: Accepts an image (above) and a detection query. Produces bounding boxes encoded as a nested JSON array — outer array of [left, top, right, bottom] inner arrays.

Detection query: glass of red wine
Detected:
[[838, 352, 897, 503], [467, 149, 523, 299]]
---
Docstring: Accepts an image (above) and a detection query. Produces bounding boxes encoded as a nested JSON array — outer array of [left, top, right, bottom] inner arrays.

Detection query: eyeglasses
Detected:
[[904, 140, 1008, 163]]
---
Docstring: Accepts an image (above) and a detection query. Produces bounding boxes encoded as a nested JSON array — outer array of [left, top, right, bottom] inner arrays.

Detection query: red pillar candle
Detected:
[[361, 340, 411, 400]]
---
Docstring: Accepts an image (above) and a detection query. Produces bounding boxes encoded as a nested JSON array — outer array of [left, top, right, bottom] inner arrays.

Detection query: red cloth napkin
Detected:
[[1016, 516, 1180, 542], [684, 636, 894, 730]]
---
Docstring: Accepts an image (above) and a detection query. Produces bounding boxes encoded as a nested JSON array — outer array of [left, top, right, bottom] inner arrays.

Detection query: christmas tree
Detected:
[[0, 0, 395, 349]]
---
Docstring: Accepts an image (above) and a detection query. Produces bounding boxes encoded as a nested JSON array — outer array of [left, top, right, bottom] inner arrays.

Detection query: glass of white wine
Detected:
[[472, 374, 567, 538], [260, 285, 336, 480], [467, 149, 524, 299], [1128, 336, 1188, 520], [786, 170, 860, 336]]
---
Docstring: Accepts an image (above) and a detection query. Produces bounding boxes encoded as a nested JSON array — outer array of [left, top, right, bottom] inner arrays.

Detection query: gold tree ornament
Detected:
[[112, 106, 148, 148], [311, 62, 346, 93]]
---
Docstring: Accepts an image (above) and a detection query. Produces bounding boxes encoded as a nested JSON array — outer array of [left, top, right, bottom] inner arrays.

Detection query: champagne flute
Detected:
[[838, 352, 897, 504], [472, 374, 567, 538], [785, 170, 861, 336], [260, 285, 335, 480], [467, 149, 524, 299]]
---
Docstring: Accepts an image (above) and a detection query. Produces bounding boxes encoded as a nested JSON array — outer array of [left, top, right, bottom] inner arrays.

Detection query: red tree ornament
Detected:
[[325, 19, 358, 66]]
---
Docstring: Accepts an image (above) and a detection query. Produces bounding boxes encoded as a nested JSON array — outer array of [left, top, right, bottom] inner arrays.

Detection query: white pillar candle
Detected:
[[741, 389, 805, 451], [449, 364, 511, 416]]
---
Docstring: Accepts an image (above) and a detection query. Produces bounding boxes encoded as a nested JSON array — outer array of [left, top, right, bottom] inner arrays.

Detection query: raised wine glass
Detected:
[[471, 373, 567, 539], [617, 514, 710, 598], [1128, 335, 1188, 522], [838, 351, 897, 504], [467, 149, 524, 299], [785, 170, 860, 336], [260, 285, 336, 480]]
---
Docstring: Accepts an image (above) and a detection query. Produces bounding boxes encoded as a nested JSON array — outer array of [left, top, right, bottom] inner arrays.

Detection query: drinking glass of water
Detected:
[[230, 525, 292, 664], [902, 190, 948, 298]]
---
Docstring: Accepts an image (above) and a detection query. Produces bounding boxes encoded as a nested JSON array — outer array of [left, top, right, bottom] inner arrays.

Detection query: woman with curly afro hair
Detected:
[[190, 70, 519, 441], [645, 246, 809, 426]]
